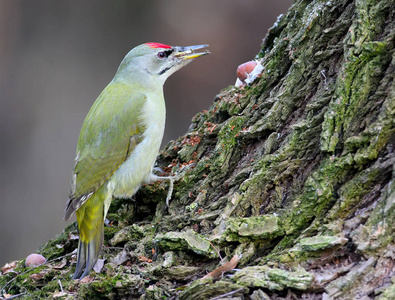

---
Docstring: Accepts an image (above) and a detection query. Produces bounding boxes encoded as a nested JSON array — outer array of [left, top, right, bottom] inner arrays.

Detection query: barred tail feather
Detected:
[[73, 187, 105, 279]]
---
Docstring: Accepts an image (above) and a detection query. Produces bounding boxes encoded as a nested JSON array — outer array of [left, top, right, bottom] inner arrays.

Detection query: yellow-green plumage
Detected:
[[64, 43, 209, 279], [71, 82, 145, 201], [66, 82, 148, 279], [74, 186, 105, 278]]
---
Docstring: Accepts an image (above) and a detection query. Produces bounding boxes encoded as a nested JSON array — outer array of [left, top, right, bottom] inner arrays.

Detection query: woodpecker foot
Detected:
[[104, 218, 115, 227], [152, 167, 165, 175], [149, 163, 195, 206]]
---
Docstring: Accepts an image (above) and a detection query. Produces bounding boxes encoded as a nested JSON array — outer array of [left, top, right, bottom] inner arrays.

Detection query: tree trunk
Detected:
[[1, 0, 395, 299]]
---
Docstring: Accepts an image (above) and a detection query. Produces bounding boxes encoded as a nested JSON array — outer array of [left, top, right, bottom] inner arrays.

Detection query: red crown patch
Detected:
[[145, 42, 172, 49]]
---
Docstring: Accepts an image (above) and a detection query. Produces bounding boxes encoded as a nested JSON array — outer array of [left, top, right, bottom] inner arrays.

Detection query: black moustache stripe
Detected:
[[158, 66, 171, 75]]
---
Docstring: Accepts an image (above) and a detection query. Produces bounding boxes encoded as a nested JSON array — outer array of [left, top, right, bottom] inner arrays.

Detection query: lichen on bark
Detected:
[[1, 0, 395, 299]]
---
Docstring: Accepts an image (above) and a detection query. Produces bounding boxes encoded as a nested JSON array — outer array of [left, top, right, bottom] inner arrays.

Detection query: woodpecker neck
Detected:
[[113, 68, 163, 93]]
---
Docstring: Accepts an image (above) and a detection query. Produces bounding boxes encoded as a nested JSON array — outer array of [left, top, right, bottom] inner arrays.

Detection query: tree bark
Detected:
[[1, 0, 395, 299]]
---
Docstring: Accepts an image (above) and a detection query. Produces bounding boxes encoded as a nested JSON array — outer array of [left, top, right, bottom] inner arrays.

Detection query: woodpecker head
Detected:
[[115, 42, 209, 85]]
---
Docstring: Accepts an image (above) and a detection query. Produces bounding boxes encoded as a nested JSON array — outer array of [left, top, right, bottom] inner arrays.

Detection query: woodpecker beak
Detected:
[[174, 44, 210, 60]]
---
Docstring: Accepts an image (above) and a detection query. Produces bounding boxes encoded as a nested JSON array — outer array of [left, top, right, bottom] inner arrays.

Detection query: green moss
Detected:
[[299, 235, 348, 252], [158, 265, 201, 281], [179, 277, 247, 300], [103, 226, 121, 244], [262, 235, 348, 264], [38, 223, 77, 260], [270, 235, 298, 254], [224, 215, 284, 243], [200, 116, 247, 187], [327, 166, 382, 220], [35, 275, 70, 298], [257, 34, 291, 92], [1, 267, 64, 299], [283, 154, 354, 234], [217, 95, 243, 116], [185, 202, 199, 212], [266, 267, 314, 290], [321, 38, 389, 153], [350, 177, 395, 255], [109, 223, 144, 246], [155, 229, 216, 258], [213, 116, 246, 168], [378, 278, 395, 300], [78, 273, 126, 299], [233, 266, 314, 291]]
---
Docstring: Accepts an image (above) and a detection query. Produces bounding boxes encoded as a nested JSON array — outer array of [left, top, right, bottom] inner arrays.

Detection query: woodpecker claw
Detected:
[[153, 167, 165, 175], [148, 163, 196, 206], [166, 178, 174, 207]]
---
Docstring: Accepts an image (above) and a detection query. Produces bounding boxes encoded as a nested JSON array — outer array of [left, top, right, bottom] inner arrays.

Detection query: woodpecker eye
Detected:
[[157, 50, 173, 60], [157, 52, 166, 59]]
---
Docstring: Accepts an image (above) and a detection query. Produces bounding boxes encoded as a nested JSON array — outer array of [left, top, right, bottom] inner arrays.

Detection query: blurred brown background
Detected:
[[0, 0, 291, 266]]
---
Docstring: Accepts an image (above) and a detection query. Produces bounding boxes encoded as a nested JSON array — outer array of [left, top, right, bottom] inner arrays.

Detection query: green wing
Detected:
[[64, 82, 146, 220]]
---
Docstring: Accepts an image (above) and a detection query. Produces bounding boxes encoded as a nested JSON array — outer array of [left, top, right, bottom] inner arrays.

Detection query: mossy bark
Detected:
[[1, 0, 395, 299]]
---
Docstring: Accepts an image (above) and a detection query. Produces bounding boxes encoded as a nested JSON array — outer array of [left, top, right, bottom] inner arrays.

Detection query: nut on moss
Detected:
[[25, 253, 46, 268]]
